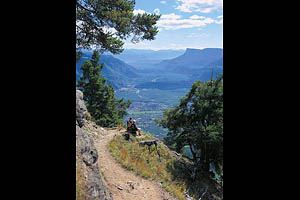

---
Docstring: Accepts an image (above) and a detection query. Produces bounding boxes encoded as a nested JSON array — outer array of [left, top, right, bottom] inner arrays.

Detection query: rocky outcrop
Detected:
[[76, 90, 88, 128], [76, 90, 112, 200]]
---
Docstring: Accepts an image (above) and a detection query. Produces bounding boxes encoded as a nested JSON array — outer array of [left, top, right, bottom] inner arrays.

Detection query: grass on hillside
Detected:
[[108, 133, 223, 200], [108, 133, 187, 200]]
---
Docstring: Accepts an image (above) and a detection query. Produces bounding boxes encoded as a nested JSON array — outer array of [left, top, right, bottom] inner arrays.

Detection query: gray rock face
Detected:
[[76, 125, 98, 166], [76, 90, 112, 200], [76, 90, 88, 128]]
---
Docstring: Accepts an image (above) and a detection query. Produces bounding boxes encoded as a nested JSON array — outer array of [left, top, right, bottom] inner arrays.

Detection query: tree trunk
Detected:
[[189, 143, 197, 162]]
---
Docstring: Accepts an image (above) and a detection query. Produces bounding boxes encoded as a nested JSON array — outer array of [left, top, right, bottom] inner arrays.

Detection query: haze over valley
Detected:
[[76, 48, 223, 138]]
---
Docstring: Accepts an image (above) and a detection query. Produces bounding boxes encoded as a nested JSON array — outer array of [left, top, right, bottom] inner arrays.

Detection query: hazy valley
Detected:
[[76, 48, 223, 138]]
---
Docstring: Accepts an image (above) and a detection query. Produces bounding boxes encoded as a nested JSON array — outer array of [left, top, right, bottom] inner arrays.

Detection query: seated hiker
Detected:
[[132, 120, 141, 136], [127, 117, 133, 131], [129, 117, 133, 124]]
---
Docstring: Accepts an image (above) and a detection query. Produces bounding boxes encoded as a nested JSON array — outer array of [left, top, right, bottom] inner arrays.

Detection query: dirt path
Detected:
[[94, 128, 177, 200]]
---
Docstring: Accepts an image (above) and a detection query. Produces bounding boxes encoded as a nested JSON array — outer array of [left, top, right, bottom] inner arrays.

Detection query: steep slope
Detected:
[[100, 55, 138, 88], [76, 53, 138, 89], [106, 130, 223, 200], [204, 57, 223, 68], [76, 90, 112, 200]]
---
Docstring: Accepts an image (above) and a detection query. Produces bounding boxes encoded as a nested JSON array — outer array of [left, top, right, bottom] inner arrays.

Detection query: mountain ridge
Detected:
[[157, 48, 223, 73], [76, 53, 138, 89]]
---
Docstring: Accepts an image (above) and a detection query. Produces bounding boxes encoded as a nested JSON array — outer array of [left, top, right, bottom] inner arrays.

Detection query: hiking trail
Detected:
[[94, 128, 177, 200]]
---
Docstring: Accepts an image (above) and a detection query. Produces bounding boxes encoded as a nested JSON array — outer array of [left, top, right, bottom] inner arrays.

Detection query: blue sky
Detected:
[[124, 0, 223, 50]]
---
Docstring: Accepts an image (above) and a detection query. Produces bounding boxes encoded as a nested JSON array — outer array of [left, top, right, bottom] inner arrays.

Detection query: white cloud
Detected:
[[102, 26, 117, 34], [160, 1, 167, 4], [157, 13, 219, 30], [215, 15, 223, 24], [160, 13, 182, 20], [215, 18, 223, 24], [76, 20, 84, 31], [76, 21, 118, 35], [190, 15, 206, 20], [176, 0, 223, 13], [76, 20, 84, 34], [133, 9, 147, 15], [154, 8, 160, 15]]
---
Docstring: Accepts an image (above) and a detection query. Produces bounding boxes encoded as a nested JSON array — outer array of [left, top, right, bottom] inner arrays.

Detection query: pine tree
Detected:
[[77, 50, 131, 127], [156, 75, 223, 178], [76, 0, 160, 54]]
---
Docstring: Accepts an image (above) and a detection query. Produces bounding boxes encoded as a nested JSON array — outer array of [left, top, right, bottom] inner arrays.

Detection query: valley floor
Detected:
[[95, 128, 177, 200]]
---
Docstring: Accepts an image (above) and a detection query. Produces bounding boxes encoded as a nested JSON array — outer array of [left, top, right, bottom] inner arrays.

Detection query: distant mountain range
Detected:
[[157, 48, 223, 74], [76, 48, 223, 90], [76, 52, 138, 89], [104, 49, 185, 69]]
